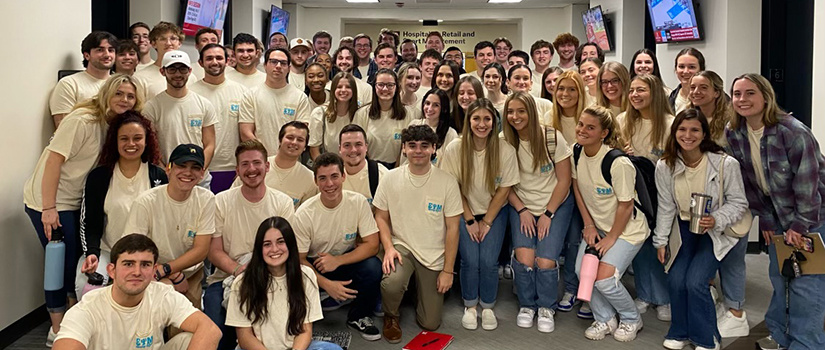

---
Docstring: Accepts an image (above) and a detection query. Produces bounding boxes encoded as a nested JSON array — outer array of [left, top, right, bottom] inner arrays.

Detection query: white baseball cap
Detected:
[[161, 50, 191, 68], [290, 38, 312, 51]]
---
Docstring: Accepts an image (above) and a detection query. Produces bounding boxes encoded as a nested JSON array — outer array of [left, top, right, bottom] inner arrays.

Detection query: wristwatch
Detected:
[[155, 263, 172, 281], [466, 218, 476, 226], [544, 210, 555, 219]]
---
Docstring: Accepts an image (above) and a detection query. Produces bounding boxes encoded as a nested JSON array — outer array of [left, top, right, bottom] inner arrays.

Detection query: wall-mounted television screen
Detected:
[[182, 0, 229, 37], [582, 6, 612, 51], [269, 5, 290, 38], [646, 0, 702, 43]]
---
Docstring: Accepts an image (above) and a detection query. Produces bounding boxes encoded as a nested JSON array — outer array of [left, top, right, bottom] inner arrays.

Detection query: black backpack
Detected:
[[573, 144, 657, 230]]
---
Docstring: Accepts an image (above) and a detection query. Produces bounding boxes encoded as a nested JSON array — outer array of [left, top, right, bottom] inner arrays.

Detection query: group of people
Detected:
[[24, 18, 825, 350]]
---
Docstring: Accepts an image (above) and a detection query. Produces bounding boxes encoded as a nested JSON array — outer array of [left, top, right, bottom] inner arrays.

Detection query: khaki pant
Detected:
[[380, 244, 444, 330], [167, 268, 204, 339]]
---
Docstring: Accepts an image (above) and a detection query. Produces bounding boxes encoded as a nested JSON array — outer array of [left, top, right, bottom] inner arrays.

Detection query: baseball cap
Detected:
[[169, 144, 204, 167], [162, 50, 191, 68], [290, 38, 311, 51]]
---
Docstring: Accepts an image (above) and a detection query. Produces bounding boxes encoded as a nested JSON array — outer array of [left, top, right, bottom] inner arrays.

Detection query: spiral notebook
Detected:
[[403, 331, 454, 350]]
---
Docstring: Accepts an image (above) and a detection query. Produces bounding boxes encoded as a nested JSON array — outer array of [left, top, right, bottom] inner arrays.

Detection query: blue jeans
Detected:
[[575, 232, 643, 324], [632, 236, 670, 305], [203, 282, 237, 350], [310, 256, 382, 321], [718, 235, 748, 310], [25, 206, 79, 313], [666, 220, 721, 349], [509, 195, 574, 310], [563, 205, 583, 294], [765, 226, 825, 349], [459, 210, 507, 308]]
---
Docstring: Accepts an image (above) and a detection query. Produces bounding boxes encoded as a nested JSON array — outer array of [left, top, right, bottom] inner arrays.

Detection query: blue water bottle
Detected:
[[44, 228, 65, 291]]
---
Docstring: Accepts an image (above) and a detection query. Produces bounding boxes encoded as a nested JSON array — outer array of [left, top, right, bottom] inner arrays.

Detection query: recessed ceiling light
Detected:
[[488, 0, 523, 3], [347, 0, 379, 3]]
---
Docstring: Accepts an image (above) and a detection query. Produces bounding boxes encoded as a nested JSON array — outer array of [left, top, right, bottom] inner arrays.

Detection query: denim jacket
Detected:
[[725, 115, 825, 233], [653, 152, 749, 260]]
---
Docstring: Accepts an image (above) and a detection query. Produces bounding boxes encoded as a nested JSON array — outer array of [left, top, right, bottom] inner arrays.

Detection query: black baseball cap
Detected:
[[169, 144, 204, 167]]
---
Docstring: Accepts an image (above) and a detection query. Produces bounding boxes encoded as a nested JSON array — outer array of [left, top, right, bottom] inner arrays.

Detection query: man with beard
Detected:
[[134, 22, 198, 99], [444, 46, 466, 75], [130, 22, 155, 70], [238, 48, 311, 155], [143, 51, 217, 171], [332, 46, 373, 107], [191, 44, 247, 193], [53, 234, 220, 350], [552, 33, 579, 71], [204, 139, 295, 350], [307, 30, 332, 65], [191, 28, 220, 80], [123, 144, 216, 309], [353, 34, 377, 82], [225, 33, 267, 89], [50, 31, 116, 127], [287, 38, 312, 91], [268, 32, 289, 50], [400, 39, 418, 64], [338, 124, 387, 205]]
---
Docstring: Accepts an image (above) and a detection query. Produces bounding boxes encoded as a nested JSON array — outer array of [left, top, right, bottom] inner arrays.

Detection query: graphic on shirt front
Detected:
[[283, 107, 296, 117], [540, 164, 553, 174], [595, 186, 613, 195], [134, 335, 154, 348]]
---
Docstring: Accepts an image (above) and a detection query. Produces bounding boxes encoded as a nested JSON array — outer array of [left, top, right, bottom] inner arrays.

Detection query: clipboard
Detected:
[[772, 233, 825, 275]]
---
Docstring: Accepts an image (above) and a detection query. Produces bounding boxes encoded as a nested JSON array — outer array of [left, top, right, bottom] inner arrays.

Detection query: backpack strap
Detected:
[[544, 125, 556, 163], [367, 159, 379, 198], [600, 148, 625, 186], [573, 143, 583, 168]]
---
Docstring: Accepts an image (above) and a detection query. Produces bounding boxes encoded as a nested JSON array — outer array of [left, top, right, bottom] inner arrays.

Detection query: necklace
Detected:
[[684, 155, 702, 168], [407, 166, 432, 188]]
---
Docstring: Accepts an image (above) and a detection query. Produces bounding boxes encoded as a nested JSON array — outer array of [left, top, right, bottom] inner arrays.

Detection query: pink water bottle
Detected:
[[577, 246, 601, 302], [82, 272, 105, 296]]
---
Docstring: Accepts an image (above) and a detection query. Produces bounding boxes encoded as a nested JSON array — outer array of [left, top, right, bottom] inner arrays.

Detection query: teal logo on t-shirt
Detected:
[[189, 119, 202, 127], [540, 164, 553, 174], [292, 197, 300, 206], [393, 132, 401, 140], [230, 103, 240, 112], [283, 107, 296, 117], [135, 336, 153, 348], [344, 232, 357, 241], [596, 187, 613, 195], [427, 202, 443, 213], [187, 230, 196, 238], [495, 176, 502, 185]]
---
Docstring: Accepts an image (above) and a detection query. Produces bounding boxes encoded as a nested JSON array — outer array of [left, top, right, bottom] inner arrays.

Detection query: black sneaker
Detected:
[[347, 317, 381, 341]]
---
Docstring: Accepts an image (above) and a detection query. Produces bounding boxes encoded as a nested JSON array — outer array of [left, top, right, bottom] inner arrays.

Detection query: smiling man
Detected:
[[134, 22, 198, 99], [338, 124, 387, 205], [463, 41, 494, 82], [190, 28, 220, 80], [225, 33, 267, 89], [53, 234, 220, 350], [204, 139, 295, 350], [191, 44, 248, 193], [531, 40, 555, 97], [552, 33, 580, 71], [123, 144, 216, 309], [417, 49, 441, 96], [400, 39, 418, 63], [353, 34, 378, 82], [373, 43, 397, 73], [50, 31, 117, 128], [130, 22, 154, 70], [294, 152, 383, 342]]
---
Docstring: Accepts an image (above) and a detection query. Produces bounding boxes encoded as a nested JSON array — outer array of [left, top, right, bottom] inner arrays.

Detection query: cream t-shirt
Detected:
[[23, 110, 106, 211], [674, 92, 691, 115], [238, 84, 311, 154], [531, 70, 544, 98], [224, 68, 266, 89], [513, 128, 573, 216], [209, 186, 295, 285], [357, 65, 369, 81], [616, 112, 674, 163], [226, 265, 323, 350], [133, 65, 198, 99], [353, 106, 414, 163], [440, 137, 520, 214], [293, 190, 379, 257], [403, 93, 423, 118], [354, 78, 373, 108], [143, 91, 219, 165], [49, 71, 106, 115], [675, 154, 709, 221], [232, 156, 318, 208], [308, 91, 330, 113], [747, 124, 770, 195], [372, 165, 463, 270], [102, 162, 152, 253], [404, 119, 458, 167], [343, 162, 388, 204], [572, 144, 649, 245], [190, 79, 247, 171], [55, 282, 197, 350], [533, 96, 554, 124], [544, 109, 578, 145], [123, 185, 216, 276], [288, 72, 306, 92], [137, 60, 155, 71], [308, 106, 352, 154]]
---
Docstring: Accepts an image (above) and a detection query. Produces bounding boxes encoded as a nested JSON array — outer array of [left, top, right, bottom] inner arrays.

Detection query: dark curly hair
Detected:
[[98, 110, 161, 170]]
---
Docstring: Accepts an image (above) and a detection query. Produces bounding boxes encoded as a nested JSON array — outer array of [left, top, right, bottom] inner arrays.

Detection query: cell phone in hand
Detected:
[[785, 235, 814, 253]]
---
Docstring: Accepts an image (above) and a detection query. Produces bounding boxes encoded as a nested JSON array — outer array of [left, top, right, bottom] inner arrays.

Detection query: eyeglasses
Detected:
[[600, 78, 622, 87], [376, 83, 396, 90], [157, 36, 180, 43], [268, 59, 289, 67], [164, 66, 190, 74]]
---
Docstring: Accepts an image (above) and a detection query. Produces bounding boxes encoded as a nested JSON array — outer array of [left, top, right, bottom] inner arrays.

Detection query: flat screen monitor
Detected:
[[182, 0, 229, 37], [582, 6, 612, 51], [269, 5, 290, 38], [646, 0, 702, 43]]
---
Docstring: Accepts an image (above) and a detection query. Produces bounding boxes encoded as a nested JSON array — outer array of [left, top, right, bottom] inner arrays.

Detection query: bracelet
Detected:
[[232, 264, 243, 276], [172, 273, 186, 285], [441, 270, 457, 275], [582, 224, 595, 231], [480, 220, 492, 228], [42, 206, 56, 211], [517, 207, 529, 214]]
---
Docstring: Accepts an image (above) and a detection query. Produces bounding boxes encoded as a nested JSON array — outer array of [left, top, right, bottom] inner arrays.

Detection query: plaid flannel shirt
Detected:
[[725, 115, 825, 233]]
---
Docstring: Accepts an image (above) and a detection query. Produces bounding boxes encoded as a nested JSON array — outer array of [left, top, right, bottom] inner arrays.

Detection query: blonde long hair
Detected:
[[597, 61, 630, 112], [502, 92, 549, 172], [623, 75, 672, 151], [459, 98, 501, 195], [584, 105, 622, 149], [73, 74, 143, 123], [728, 73, 784, 130], [689, 71, 731, 141], [549, 71, 587, 132]]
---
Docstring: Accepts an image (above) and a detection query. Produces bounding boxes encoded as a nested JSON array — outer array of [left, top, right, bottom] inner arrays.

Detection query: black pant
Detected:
[[309, 256, 382, 321]]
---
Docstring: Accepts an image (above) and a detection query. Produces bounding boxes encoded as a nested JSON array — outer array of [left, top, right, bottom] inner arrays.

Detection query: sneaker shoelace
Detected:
[[539, 308, 552, 318], [360, 317, 375, 327], [618, 323, 635, 333]]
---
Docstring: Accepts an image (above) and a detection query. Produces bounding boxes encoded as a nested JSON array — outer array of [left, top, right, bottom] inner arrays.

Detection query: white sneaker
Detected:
[[663, 339, 689, 349], [613, 320, 643, 342], [584, 317, 617, 340], [503, 264, 513, 279], [537, 307, 555, 333], [634, 298, 650, 314], [481, 308, 498, 330], [46, 326, 57, 348], [558, 292, 577, 312], [462, 307, 478, 330], [516, 307, 535, 328], [696, 338, 720, 350], [656, 304, 672, 322], [718, 310, 749, 338], [498, 265, 504, 279], [715, 302, 726, 319]]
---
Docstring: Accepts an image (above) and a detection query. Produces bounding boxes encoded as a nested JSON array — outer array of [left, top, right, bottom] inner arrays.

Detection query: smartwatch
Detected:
[[466, 218, 476, 226], [543, 210, 555, 219], [155, 263, 172, 281]]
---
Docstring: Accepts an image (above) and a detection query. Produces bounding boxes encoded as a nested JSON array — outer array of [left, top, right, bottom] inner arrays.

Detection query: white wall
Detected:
[[812, 0, 825, 143], [656, 0, 760, 90], [589, 0, 644, 64], [0, 0, 91, 330]]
